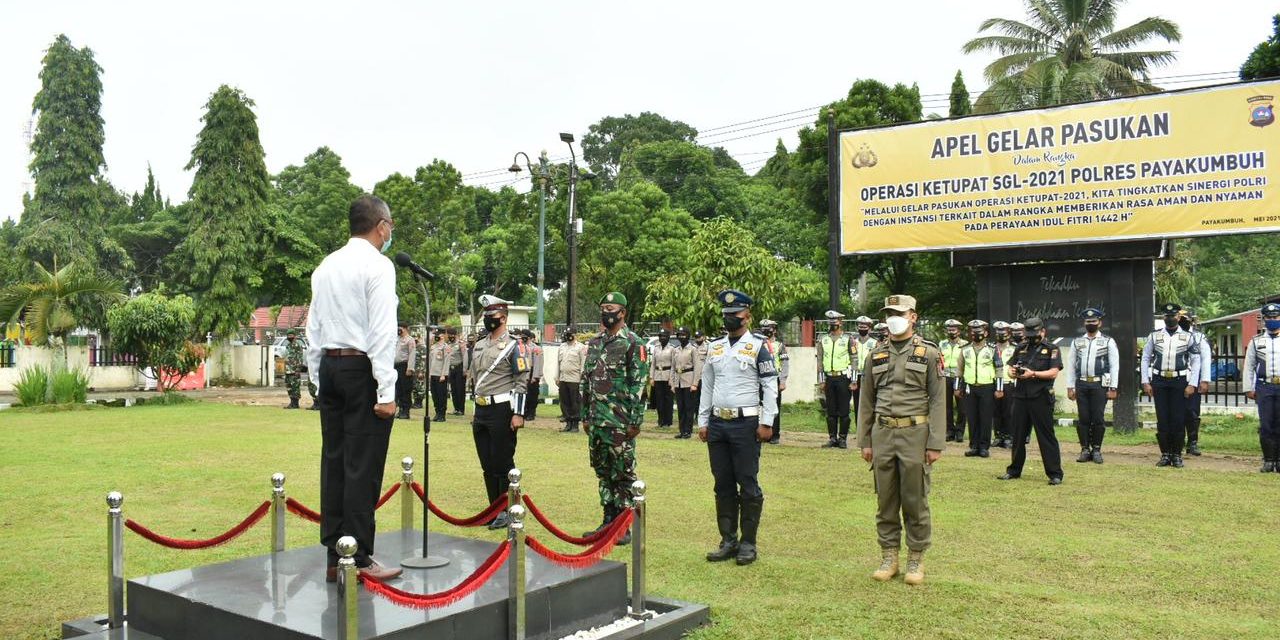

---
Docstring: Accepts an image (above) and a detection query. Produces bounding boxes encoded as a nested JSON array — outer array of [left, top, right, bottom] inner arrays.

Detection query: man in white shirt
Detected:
[[306, 195, 402, 582]]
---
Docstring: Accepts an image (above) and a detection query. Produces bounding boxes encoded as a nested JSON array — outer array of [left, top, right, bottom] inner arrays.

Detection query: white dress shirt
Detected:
[[305, 238, 399, 403]]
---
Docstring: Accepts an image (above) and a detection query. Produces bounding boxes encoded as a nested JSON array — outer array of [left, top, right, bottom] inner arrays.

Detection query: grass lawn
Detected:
[[2, 401, 1278, 639]]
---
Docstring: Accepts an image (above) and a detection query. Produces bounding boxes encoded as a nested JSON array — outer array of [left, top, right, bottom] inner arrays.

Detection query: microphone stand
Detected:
[[402, 276, 448, 569]]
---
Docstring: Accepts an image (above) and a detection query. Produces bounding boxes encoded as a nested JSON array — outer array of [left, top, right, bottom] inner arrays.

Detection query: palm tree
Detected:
[[0, 259, 126, 373], [963, 0, 1181, 113]]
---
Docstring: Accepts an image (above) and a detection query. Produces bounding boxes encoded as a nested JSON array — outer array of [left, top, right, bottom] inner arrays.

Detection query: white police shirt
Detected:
[[697, 331, 778, 427]]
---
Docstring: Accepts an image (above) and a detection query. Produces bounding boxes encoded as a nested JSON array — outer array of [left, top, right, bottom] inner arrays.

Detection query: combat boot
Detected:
[[871, 548, 899, 582], [1091, 446, 1103, 464], [904, 550, 926, 586], [705, 496, 739, 562], [1156, 454, 1172, 467], [735, 495, 763, 565], [1261, 438, 1276, 473], [284, 398, 299, 410], [583, 505, 615, 538], [837, 437, 849, 450], [1171, 454, 1185, 468], [821, 438, 839, 448], [1186, 441, 1202, 456], [1076, 448, 1092, 463]]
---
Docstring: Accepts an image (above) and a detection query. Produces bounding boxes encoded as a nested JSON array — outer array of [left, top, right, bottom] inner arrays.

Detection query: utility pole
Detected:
[[826, 108, 841, 309], [562, 133, 580, 330]]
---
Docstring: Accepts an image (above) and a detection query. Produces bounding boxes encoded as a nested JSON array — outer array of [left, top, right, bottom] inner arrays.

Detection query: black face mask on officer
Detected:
[[858, 326, 870, 337], [1085, 322, 1100, 335], [678, 335, 689, 346], [483, 315, 503, 333], [1164, 316, 1179, 330], [723, 313, 745, 332], [970, 330, 985, 342], [659, 335, 669, 346], [1027, 330, 1042, 345], [761, 327, 775, 338], [601, 310, 622, 329], [996, 331, 1008, 343], [1179, 317, 1192, 331]]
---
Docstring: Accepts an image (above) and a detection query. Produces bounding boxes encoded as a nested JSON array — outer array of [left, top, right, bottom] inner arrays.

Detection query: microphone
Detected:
[[394, 252, 435, 280]]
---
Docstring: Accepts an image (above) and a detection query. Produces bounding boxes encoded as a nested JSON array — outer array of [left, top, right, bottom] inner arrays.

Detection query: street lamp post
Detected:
[[509, 152, 550, 338], [561, 133, 580, 332]]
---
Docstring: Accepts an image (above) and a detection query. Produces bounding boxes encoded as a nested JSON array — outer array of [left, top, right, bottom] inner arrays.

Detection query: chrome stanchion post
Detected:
[[628, 480, 654, 620], [507, 468, 522, 512], [106, 491, 125, 629], [400, 457, 415, 531], [337, 536, 359, 640], [270, 473, 286, 553], [507, 504, 526, 640]]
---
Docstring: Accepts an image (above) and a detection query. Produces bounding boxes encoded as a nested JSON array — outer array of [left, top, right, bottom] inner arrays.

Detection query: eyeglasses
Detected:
[[379, 218, 395, 232]]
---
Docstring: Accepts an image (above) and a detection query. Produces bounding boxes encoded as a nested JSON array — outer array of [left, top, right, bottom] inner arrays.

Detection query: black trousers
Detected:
[[394, 362, 412, 412], [1185, 389, 1202, 444], [964, 383, 996, 451], [1152, 377, 1187, 454], [450, 365, 465, 413], [1075, 383, 1108, 448], [824, 375, 852, 438], [653, 380, 674, 426], [525, 381, 541, 420], [559, 380, 582, 423], [769, 387, 782, 439], [945, 377, 966, 436], [318, 355, 392, 567], [707, 416, 763, 499], [1007, 391, 1063, 480], [473, 403, 518, 504], [430, 376, 449, 419], [994, 389, 1011, 440], [675, 386, 696, 435]]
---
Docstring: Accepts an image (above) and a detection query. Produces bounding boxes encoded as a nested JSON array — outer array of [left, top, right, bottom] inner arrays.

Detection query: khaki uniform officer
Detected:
[[857, 294, 944, 586]]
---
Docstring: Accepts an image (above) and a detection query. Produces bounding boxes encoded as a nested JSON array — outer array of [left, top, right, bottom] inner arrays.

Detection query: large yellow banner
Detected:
[[840, 80, 1280, 254]]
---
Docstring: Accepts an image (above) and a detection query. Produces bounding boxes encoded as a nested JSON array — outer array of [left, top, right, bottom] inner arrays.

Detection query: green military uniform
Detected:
[[857, 295, 944, 585], [412, 334, 428, 409], [283, 331, 316, 409], [580, 291, 650, 533]]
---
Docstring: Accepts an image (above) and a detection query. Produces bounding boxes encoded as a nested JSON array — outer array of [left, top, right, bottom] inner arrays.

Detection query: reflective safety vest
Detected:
[[997, 343, 1017, 382], [961, 343, 998, 385], [856, 336, 876, 370], [821, 334, 853, 374], [940, 339, 968, 377]]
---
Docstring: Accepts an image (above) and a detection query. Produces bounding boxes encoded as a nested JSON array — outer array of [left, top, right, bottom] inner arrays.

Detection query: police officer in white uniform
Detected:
[[1064, 308, 1120, 464], [1140, 303, 1202, 468]]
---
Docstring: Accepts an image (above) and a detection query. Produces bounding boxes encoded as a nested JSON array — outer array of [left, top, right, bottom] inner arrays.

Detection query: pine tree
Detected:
[[174, 85, 271, 337], [949, 70, 972, 117]]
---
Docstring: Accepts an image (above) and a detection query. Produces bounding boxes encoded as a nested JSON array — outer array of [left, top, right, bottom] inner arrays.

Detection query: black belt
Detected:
[[325, 348, 366, 357], [680, 367, 694, 373], [656, 366, 672, 371]]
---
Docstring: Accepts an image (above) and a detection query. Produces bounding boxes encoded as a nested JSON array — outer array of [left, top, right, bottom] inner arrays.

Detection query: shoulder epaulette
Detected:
[[917, 338, 939, 349], [751, 332, 766, 340]]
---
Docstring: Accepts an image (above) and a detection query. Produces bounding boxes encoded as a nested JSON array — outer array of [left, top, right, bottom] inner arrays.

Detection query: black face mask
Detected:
[[997, 333, 1008, 343], [1179, 318, 1192, 331], [659, 337, 669, 346], [678, 337, 689, 346], [970, 331, 984, 342], [761, 328, 775, 338], [1085, 323, 1100, 334], [482, 316, 502, 332], [1027, 333, 1041, 344], [723, 313, 744, 332], [601, 311, 622, 328], [1164, 317, 1179, 330], [858, 329, 869, 337]]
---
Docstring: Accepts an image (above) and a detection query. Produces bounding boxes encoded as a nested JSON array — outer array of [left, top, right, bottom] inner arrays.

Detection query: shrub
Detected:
[[51, 368, 89, 404], [14, 366, 49, 406]]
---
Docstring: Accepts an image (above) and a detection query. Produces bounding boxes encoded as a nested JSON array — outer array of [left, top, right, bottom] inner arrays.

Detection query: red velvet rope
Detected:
[[125, 501, 271, 550], [522, 496, 627, 546], [361, 540, 511, 609], [412, 482, 509, 527], [524, 509, 634, 568], [285, 497, 322, 524], [375, 483, 401, 510]]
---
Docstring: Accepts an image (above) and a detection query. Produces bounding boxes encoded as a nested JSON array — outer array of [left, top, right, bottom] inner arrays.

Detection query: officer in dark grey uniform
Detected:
[[699, 289, 777, 566], [998, 317, 1064, 485]]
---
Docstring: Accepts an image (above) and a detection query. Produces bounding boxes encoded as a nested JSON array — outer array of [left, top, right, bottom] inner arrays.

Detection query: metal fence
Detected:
[[0, 343, 14, 368], [90, 347, 138, 368], [1134, 352, 1253, 407]]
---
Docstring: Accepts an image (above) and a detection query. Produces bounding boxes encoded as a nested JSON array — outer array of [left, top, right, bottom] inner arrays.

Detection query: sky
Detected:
[[0, 0, 1274, 219]]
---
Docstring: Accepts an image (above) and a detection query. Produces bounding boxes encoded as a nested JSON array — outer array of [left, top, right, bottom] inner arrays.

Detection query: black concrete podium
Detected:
[[63, 529, 708, 640]]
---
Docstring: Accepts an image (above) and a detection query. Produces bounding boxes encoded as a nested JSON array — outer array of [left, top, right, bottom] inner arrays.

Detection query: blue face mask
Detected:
[[380, 231, 393, 254], [1266, 319, 1280, 331]]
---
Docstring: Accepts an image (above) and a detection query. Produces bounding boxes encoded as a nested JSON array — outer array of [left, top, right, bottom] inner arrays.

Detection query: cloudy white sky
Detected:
[[0, 1, 1273, 219]]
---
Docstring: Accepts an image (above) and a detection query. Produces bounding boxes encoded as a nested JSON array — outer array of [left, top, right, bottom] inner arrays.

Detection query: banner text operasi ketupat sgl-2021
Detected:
[[839, 80, 1280, 254]]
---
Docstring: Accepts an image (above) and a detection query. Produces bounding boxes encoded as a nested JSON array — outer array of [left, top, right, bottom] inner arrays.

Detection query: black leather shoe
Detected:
[[767, 437, 780, 445], [1171, 455, 1185, 468], [706, 540, 738, 562], [964, 449, 979, 457], [735, 542, 757, 565], [1186, 441, 1202, 456], [1091, 448, 1104, 464], [978, 449, 990, 458], [486, 512, 510, 530], [821, 439, 838, 448], [1156, 454, 1172, 467], [1076, 449, 1092, 463], [1048, 477, 1063, 486], [997, 473, 1019, 480], [837, 438, 849, 449]]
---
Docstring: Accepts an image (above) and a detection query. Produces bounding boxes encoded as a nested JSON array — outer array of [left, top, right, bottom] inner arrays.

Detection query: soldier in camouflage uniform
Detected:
[[580, 291, 649, 545], [283, 329, 317, 409], [412, 329, 429, 409]]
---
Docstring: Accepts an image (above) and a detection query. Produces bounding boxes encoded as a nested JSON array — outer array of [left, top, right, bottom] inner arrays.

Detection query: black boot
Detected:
[[1271, 438, 1280, 473], [583, 505, 615, 538], [705, 496, 739, 562], [1186, 437, 1202, 456], [837, 437, 849, 449], [735, 495, 762, 565], [1076, 448, 1092, 463], [1186, 418, 1201, 455], [1091, 446, 1103, 464], [1171, 454, 1185, 468], [1261, 438, 1276, 473], [397, 407, 410, 419], [284, 397, 299, 409]]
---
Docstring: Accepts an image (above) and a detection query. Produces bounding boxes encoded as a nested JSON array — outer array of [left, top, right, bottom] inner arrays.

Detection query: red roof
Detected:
[[248, 305, 309, 329]]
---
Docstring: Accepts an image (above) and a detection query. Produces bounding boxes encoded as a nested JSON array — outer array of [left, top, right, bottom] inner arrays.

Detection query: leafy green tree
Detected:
[[173, 86, 271, 337], [1241, 15, 1280, 80], [962, 0, 1180, 113], [0, 260, 125, 373], [740, 181, 823, 268], [627, 140, 748, 220], [755, 139, 792, 187], [582, 112, 698, 185], [645, 217, 824, 333], [950, 70, 972, 117], [107, 291, 206, 392], [274, 147, 362, 254]]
